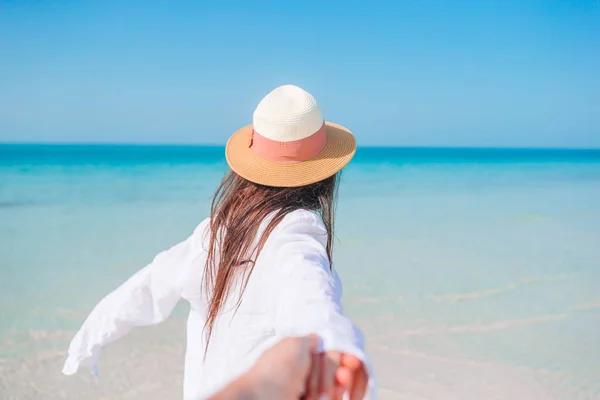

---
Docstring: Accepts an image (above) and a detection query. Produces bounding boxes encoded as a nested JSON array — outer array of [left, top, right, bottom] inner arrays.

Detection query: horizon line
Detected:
[[1, 142, 600, 151]]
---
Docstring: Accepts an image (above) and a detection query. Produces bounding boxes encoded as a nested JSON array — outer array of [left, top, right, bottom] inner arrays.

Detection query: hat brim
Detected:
[[225, 122, 356, 188]]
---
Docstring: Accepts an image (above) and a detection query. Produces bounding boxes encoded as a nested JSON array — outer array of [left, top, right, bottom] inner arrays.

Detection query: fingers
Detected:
[[335, 366, 353, 388], [306, 351, 343, 400], [306, 353, 322, 400], [349, 364, 368, 400], [340, 354, 362, 371], [302, 347, 368, 400], [333, 384, 346, 400], [334, 367, 353, 400], [297, 334, 319, 400], [296, 335, 321, 397], [321, 351, 341, 399], [339, 355, 368, 400]]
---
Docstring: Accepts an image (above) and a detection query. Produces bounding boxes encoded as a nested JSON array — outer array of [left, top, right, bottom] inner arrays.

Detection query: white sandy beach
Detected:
[[0, 314, 589, 400]]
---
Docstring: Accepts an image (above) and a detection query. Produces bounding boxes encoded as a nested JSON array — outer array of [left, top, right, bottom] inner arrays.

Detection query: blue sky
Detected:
[[1, 0, 599, 147]]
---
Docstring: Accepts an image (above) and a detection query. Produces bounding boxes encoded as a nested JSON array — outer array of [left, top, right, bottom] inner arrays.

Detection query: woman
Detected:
[[63, 85, 374, 400]]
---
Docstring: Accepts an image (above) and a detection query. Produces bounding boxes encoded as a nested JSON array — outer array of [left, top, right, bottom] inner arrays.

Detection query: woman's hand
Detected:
[[305, 351, 368, 400], [210, 335, 320, 400], [249, 335, 320, 399], [211, 337, 369, 400]]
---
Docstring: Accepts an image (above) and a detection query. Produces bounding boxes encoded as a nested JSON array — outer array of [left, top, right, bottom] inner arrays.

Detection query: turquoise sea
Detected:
[[1, 144, 600, 399]]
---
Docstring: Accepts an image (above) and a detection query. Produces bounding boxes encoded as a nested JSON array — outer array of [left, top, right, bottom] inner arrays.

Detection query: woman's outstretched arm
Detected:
[[271, 214, 376, 400], [62, 222, 206, 377]]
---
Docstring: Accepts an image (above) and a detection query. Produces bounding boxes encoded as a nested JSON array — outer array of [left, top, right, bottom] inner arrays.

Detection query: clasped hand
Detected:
[[211, 335, 368, 400]]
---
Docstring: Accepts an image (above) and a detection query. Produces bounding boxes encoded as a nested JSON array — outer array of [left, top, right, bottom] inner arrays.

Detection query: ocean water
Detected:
[[1, 144, 600, 399]]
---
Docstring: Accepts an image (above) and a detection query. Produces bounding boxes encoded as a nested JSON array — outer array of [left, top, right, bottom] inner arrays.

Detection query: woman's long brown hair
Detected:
[[202, 171, 339, 348]]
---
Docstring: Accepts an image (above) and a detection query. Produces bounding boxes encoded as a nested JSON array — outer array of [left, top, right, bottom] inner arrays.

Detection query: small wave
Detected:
[[345, 295, 406, 304], [55, 308, 89, 318], [372, 313, 568, 340], [368, 343, 554, 375], [570, 300, 600, 311], [516, 213, 552, 222], [27, 329, 74, 341], [429, 274, 568, 303]]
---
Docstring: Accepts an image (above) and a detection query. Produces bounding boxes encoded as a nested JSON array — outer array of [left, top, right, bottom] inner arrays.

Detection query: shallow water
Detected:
[[1, 145, 600, 399]]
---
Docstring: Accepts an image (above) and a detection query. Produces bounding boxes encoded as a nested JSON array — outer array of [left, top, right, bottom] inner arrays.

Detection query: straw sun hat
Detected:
[[225, 85, 356, 188]]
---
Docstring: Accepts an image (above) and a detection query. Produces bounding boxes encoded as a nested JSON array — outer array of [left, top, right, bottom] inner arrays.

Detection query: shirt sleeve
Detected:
[[62, 224, 205, 377], [272, 215, 377, 400]]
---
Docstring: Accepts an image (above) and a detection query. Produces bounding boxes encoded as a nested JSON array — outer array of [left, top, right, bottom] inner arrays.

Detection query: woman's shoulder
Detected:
[[267, 210, 334, 282], [274, 209, 326, 233], [263, 209, 328, 253]]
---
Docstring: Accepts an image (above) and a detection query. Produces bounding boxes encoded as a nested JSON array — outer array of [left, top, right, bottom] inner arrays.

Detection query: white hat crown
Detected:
[[252, 85, 324, 143]]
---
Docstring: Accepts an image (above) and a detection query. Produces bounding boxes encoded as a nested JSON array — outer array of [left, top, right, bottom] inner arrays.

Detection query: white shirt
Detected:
[[62, 209, 376, 399]]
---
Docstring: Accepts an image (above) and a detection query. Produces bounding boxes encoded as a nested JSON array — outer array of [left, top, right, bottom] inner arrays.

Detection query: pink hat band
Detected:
[[249, 122, 327, 164]]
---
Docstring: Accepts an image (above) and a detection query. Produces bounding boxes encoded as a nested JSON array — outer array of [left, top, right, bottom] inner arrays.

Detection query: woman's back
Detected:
[[184, 209, 363, 398]]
